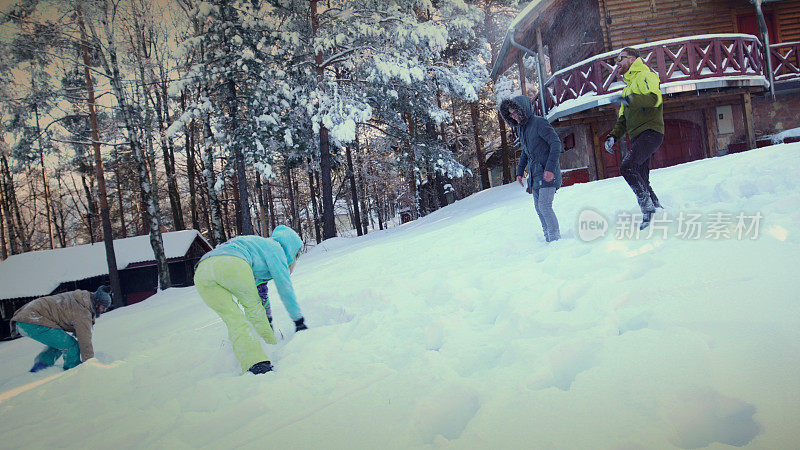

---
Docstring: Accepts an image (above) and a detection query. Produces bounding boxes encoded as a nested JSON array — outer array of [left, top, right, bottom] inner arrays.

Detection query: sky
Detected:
[[0, 142, 798, 448]]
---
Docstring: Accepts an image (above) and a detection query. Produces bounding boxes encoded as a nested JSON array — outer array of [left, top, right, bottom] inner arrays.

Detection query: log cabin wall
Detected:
[[774, 1, 800, 42], [600, 0, 800, 49], [541, 0, 606, 73]]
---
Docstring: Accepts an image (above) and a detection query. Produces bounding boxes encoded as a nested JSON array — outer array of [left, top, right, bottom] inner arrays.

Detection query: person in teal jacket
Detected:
[[194, 225, 306, 375]]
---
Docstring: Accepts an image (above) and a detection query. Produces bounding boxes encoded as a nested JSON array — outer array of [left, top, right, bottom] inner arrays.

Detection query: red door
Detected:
[[601, 119, 705, 177], [652, 119, 705, 169], [737, 13, 778, 43], [126, 291, 156, 305]]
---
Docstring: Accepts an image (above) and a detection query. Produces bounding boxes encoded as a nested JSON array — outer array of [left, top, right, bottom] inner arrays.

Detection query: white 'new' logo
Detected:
[[577, 209, 609, 242]]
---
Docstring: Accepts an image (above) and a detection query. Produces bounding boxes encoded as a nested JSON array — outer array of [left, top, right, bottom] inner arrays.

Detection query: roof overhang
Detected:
[[490, 0, 555, 80]]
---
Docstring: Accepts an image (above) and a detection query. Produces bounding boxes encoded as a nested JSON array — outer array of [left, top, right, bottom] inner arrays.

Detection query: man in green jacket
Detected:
[[604, 47, 664, 229]]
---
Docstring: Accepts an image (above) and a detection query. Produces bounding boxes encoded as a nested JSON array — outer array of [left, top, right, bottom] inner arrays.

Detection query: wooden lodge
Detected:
[[491, 0, 800, 180]]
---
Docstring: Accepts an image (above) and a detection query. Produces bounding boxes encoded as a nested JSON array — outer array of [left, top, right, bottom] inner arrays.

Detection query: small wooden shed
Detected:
[[0, 230, 211, 340]]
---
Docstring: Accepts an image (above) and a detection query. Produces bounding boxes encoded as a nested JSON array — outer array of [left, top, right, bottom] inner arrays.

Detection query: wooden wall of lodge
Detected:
[[601, 0, 800, 51]]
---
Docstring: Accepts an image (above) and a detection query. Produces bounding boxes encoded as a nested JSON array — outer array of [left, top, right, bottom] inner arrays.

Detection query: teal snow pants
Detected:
[[15, 322, 82, 370], [194, 255, 277, 373]]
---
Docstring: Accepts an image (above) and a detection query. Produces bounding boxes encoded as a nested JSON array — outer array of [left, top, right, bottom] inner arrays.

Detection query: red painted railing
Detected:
[[770, 41, 800, 82], [534, 34, 767, 116]]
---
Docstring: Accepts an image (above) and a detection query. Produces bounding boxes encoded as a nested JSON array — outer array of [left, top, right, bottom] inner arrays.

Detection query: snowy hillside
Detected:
[[1, 144, 799, 449]]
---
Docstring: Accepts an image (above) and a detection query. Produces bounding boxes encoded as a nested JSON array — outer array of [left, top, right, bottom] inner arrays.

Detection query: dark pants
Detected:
[[620, 129, 663, 211], [256, 282, 272, 325]]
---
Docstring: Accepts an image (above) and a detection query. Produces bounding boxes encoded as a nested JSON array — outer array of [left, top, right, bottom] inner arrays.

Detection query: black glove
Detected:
[[294, 317, 307, 331]]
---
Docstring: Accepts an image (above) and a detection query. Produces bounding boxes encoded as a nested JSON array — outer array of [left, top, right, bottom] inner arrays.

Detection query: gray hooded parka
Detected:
[[500, 95, 562, 191]]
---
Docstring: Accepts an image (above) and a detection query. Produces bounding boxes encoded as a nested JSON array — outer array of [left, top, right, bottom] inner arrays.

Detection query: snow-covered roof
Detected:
[[508, 0, 547, 30], [490, 0, 551, 80], [0, 230, 209, 301]]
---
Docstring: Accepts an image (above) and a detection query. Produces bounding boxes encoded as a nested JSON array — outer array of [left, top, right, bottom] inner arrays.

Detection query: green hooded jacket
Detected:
[[610, 58, 664, 140]]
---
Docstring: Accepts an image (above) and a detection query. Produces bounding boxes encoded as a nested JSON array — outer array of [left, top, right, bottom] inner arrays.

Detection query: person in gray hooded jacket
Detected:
[[500, 95, 562, 242]]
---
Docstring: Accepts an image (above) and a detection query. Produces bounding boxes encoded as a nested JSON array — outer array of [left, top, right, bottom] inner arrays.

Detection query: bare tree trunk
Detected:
[[255, 174, 269, 236], [404, 113, 419, 219], [436, 87, 448, 145], [231, 171, 242, 233], [90, 4, 170, 292], [345, 145, 363, 236], [78, 172, 97, 243], [498, 112, 511, 184], [32, 102, 54, 249], [203, 120, 225, 245], [0, 148, 20, 255], [185, 92, 200, 230], [0, 198, 6, 259], [113, 148, 128, 237], [52, 176, 67, 247], [292, 172, 303, 240], [226, 79, 253, 236], [222, 182, 232, 239], [155, 86, 184, 230], [354, 143, 369, 234], [374, 181, 384, 231], [310, 0, 336, 239], [285, 165, 298, 232], [265, 178, 276, 231], [307, 164, 321, 243], [1, 153, 30, 252], [470, 101, 489, 190], [77, 5, 124, 305]]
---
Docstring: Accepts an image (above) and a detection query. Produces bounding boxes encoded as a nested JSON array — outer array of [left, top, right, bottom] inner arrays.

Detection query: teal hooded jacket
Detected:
[[201, 225, 304, 320]]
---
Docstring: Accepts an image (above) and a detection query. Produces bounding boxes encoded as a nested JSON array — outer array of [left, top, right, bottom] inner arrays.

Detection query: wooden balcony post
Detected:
[[703, 108, 717, 158], [656, 46, 666, 82], [590, 121, 605, 179], [518, 55, 527, 97], [593, 60, 603, 95], [742, 92, 757, 150]]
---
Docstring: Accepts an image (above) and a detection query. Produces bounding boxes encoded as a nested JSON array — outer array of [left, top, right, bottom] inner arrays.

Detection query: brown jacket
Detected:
[[11, 290, 96, 362]]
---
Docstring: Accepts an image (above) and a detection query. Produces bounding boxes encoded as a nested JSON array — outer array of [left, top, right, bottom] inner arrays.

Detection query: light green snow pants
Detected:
[[194, 255, 277, 373]]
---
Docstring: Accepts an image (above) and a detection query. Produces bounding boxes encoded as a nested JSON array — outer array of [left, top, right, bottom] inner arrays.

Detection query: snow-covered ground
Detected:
[[1, 143, 799, 449]]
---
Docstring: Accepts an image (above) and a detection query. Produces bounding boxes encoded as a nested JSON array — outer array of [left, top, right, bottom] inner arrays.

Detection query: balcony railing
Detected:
[[535, 34, 772, 119], [771, 41, 800, 82]]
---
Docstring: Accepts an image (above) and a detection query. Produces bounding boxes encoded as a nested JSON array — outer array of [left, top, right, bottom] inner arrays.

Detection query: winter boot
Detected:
[[640, 211, 654, 230], [637, 194, 656, 230], [248, 361, 273, 374], [30, 361, 49, 373]]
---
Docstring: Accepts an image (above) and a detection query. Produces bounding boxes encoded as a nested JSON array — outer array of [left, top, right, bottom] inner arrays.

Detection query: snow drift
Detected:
[[1, 143, 799, 449]]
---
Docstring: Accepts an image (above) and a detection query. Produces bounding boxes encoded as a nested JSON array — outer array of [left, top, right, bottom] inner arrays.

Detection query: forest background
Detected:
[[0, 0, 540, 298]]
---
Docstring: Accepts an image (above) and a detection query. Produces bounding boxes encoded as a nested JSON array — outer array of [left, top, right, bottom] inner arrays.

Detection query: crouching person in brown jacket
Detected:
[[11, 286, 112, 372]]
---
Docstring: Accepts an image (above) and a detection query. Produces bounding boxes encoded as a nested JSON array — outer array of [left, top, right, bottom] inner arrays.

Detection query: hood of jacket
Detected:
[[499, 95, 536, 127], [271, 225, 303, 265], [621, 58, 663, 109]]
